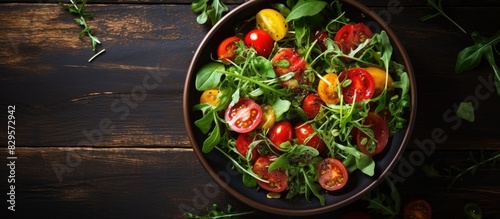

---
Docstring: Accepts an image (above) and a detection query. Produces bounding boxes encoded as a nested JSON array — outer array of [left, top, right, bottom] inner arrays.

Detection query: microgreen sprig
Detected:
[[422, 150, 500, 189], [421, 0, 466, 34], [59, 0, 101, 51], [185, 204, 253, 219]]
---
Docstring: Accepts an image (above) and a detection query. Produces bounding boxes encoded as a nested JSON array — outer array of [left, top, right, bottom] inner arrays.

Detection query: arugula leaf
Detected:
[[202, 112, 222, 153], [191, 0, 228, 26], [285, 0, 327, 22], [456, 31, 500, 96]]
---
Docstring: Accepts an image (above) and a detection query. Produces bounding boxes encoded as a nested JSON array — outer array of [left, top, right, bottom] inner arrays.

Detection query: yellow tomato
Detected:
[[256, 9, 288, 41], [317, 73, 340, 105], [200, 89, 220, 106], [364, 67, 394, 96], [259, 104, 275, 129]]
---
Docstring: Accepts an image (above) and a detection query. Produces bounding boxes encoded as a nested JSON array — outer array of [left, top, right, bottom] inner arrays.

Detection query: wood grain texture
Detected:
[[0, 0, 500, 218], [1, 3, 499, 149], [2, 148, 499, 218]]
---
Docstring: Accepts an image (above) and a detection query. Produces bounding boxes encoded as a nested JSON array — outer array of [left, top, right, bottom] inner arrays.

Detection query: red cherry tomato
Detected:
[[334, 23, 373, 55], [317, 158, 348, 191], [268, 121, 293, 153], [338, 67, 375, 104], [340, 212, 372, 219], [236, 133, 260, 162], [252, 155, 288, 193], [302, 93, 324, 120], [271, 48, 308, 89], [356, 112, 389, 156], [403, 199, 433, 219], [244, 29, 274, 58], [294, 122, 326, 154], [217, 36, 242, 63], [224, 98, 262, 133], [314, 29, 329, 51]]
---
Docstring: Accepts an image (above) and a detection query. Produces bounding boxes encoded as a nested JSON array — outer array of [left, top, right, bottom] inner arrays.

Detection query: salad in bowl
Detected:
[[183, 0, 416, 215]]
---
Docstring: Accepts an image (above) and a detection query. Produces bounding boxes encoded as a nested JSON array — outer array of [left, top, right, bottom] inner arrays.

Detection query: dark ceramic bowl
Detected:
[[183, 0, 417, 216]]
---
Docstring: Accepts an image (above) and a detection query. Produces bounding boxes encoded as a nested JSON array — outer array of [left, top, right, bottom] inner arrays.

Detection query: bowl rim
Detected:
[[183, 0, 418, 215]]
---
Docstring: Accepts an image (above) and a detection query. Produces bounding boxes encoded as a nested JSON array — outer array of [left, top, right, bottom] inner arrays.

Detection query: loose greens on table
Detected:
[[421, 0, 500, 97], [191, 0, 411, 205], [60, 0, 106, 62]]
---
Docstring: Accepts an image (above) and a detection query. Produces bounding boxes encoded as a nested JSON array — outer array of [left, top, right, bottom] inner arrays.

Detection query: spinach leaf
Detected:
[[195, 62, 224, 91]]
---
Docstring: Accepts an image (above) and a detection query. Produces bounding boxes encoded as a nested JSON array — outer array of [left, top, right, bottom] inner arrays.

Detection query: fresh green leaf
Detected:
[[191, 0, 228, 26], [455, 42, 487, 73], [456, 101, 475, 122], [269, 154, 290, 172], [195, 62, 224, 91], [194, 109, 215, 134], [271, 98, 291, 121], [455, 31, 500, 95], [202, 119, 221, 153], [191, 0, 208, 13], [285, 0, 327, 22]]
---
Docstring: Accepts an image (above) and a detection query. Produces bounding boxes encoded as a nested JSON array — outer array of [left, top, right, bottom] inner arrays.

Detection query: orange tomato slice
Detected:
[[317, 73, 340, 104]]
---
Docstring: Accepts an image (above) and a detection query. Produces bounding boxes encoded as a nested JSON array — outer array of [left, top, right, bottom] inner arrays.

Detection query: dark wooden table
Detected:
[[1, 0, 499, 218]]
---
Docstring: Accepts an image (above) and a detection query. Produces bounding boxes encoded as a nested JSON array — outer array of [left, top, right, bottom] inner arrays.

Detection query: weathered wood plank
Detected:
[[1, 4, 499, 149], [1, 0, 500, 7], [2, 148, 500, 218]]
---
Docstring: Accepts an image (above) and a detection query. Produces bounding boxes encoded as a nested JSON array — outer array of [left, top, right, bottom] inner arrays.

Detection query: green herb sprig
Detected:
[[362, 179, 401, 218], [422, 151, 500, 188], [421, 0, 466, 34], [191, 0, 229, 26], [184, 204, 253, 219], [59, 0, 101, 51], [456, 31, 500, 96]]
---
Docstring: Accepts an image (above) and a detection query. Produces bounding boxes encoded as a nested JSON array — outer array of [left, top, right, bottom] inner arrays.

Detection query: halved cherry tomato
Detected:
[[252, 155, 288, 193], [244, 29, 274, 58], [294, 122, 326, 154], [236, 133, 260, 162], [217, 36, 242, 63], [338, 67, 375, 104], [256, 9, 288, 41], [364, 66, 394, 97], [272, 48, 308, 90], [259, 104, 275, 129], [268, 120, 293, 153], [334, 23, 373, 56], [356, 112, 389, 156], [317, 158, 348, 191], [224, 98, 262, 133], [403, 199, 433, 219], [317, 73, 340, 105], [199, 89, 220, 106], [302, 93, 324, 120], [340, 212, 372, 219]]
